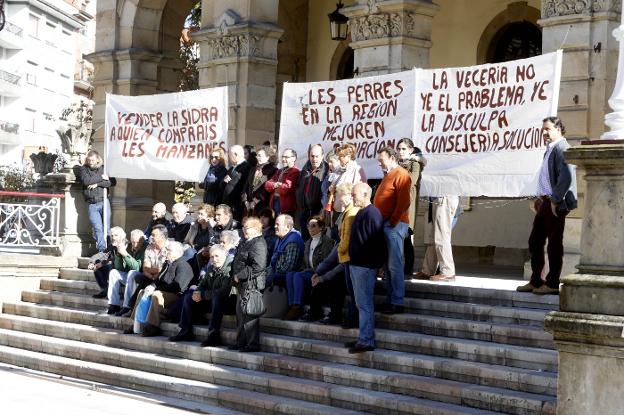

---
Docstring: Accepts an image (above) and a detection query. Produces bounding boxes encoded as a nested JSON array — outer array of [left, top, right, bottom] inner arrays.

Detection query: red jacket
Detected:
[[265, 166, 300, 214]]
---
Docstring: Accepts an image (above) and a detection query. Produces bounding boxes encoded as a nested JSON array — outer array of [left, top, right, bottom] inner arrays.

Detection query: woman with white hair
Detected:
[[219, 230, 240, 259], [169, 244, 233, 346], [230, 217, 267, 352]]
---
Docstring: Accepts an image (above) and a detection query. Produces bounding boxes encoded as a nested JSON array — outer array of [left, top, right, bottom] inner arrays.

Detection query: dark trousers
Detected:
[[94, 264, 112, 290], [128, 273, 154, 309], [529, 198, 567, 288], [404, 228, 415, 274], [235, 291, 260, 349], [309, 273, 346, 321], [176, 289, 229, 334], [298, 209, 315, 241], [344, 264, 358, 323]]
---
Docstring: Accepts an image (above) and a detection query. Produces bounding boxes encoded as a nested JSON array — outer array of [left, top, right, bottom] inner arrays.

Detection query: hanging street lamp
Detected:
[[328, 1, 349, 41]]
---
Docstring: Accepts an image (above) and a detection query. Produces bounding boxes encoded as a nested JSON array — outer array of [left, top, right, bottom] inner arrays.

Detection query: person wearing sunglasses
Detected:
[[200, 148, 227, 206]]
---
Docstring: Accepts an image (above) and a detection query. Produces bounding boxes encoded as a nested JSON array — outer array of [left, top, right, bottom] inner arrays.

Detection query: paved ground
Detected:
[[0, 363, 245, 415]]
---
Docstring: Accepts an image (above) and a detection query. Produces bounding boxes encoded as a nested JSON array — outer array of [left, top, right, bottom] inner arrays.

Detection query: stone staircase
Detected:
[[0, 258, 559, 414]]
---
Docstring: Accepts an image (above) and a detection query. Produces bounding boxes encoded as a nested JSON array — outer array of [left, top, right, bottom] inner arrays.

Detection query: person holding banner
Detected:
[[295, 144, 329, 240], [200, 148, 227, 206], [221, 145, 251, 221], [397, 138, 427, 275], [76, 150, 116, 252], [265, 149, 300, 217], [517, 117, 577, 295], [373, 147, 412, 315]]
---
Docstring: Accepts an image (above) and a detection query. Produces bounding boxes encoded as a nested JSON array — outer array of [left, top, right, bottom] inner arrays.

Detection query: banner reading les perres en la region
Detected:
[[415, 51, 563, 197], [104, 87, 228, 181], [279, 71, 415, 179]]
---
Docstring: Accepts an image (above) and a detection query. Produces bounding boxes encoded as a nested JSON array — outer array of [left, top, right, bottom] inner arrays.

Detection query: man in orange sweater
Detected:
[[373, 146, 412, 315]]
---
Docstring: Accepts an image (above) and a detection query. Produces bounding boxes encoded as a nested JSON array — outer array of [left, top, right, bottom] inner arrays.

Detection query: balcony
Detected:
[[0, 69, 22, 97], [0, 121, 20, 145], [74, 60, 94, 95], [0, 22, 24, 49]]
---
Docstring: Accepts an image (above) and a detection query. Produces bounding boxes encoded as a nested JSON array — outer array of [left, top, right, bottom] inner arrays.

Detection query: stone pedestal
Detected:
[[544, 142, 624, 415], [343, 0, 439, 77], [38, 169, 95, 257]]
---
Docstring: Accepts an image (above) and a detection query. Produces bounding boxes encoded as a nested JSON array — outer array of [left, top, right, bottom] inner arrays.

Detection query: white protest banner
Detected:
[[415, 51, 562, 197], [104, 87, 228, 182], [278, 71, 415, 179]]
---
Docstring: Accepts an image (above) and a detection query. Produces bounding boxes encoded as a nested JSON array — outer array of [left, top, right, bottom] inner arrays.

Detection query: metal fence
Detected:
[[0, 191, 63, 250], [0, 68, 20, 85]]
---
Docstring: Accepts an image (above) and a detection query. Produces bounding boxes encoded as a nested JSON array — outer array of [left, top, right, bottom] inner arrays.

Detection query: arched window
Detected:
[[488, 22, 542, 63], [337, 47, 354, 80]]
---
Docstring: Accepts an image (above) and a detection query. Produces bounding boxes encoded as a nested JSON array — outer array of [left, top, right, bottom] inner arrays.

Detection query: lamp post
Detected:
[[328, 1, 349, 41], [602, 9, 624, 139]]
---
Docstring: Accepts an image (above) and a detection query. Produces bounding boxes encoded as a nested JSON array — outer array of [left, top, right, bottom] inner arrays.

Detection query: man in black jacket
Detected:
[[144, 202, 173, 239], [170, 203, 193, 243], [221, 145, 251, 221], [76, 150, 116, 252], [169, 244, 233, 346], [517, 116, 577, 295], [295, 144, 329, 240], [126, 241, 193, 337]]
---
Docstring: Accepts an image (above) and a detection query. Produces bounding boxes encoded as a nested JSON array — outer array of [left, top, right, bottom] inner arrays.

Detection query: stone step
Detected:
[[43, 278, 548, 328], [3, 301, 557, 396], [400, 280, 559, 311], [0, 343, 374, 415], [0, 321, 554, 415], [58, 267, 558, 310], [58, 268, 95, 282], [77, 257, 90, 269], [24, 287, 554, 352]]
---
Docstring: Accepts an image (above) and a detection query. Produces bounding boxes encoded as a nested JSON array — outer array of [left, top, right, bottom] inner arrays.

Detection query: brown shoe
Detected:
[[532, 285, 559, 295], [516, 283, 538, 293], [430, 274, 455, 281], [282, 305, 302, 321], [414, 272, 431, 280]]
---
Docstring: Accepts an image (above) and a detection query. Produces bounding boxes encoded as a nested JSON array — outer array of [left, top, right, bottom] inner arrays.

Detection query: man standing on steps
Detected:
[[221, 145, 251, 221], [345, 183, 386, 354], [373, 146, 412, 315], [517, 116, 577, 295]]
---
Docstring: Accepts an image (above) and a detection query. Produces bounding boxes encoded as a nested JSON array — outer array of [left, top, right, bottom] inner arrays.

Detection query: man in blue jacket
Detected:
[[517, 116, 577, 295], [345, 182, 387, 353]]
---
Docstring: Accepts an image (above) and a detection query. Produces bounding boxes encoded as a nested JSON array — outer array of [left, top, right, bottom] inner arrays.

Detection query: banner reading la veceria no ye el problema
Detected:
[[278, 71, 415, 179], [415, 50, 563, 197], [104, 87, 228, 182]]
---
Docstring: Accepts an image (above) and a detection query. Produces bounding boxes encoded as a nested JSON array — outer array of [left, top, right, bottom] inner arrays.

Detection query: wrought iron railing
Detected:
[[0, 191, 64, 249], [0, 68, 20, 85], [4, 21, 23, 37], [0, 120, 18, 134]]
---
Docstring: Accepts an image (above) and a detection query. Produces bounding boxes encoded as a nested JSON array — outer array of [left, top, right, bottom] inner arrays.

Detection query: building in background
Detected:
[[0, 0, 95, 166]]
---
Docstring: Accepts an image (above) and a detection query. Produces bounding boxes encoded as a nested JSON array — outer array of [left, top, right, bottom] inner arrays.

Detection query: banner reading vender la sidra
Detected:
[[104, 87, 229, 182], [415, 51, 563, 197], [278, 71, 415, 179]]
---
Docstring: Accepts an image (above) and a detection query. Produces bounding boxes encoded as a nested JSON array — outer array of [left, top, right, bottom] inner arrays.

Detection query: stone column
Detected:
[[341, 0, 438, 272], [545, 143, 624, 414], [194, 1, 283, 147], [342, 0, 439, 77], [540, 0, 621, 143]]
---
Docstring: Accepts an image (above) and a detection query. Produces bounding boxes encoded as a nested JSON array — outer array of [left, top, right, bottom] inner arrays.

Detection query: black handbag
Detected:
[[241, 277, 266, 318]]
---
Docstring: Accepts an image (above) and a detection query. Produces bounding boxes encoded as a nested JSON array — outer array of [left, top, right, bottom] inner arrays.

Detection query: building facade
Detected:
[[0, 0, 95, 166], [88, 0, 621, 272]]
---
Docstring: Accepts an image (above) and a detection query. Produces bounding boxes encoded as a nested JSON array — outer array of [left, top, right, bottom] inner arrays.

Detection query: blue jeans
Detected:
[[286, 270, 313, 305], [349, 264, 376, 347], [383, 221, 409, 306], [88, 199, 111, 252]]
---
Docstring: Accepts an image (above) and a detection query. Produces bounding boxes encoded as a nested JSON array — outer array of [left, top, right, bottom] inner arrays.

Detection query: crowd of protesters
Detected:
[[79, 116, 576, 354]]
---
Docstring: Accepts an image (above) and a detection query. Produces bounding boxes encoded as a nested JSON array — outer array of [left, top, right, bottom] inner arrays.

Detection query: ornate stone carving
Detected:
[[207, 33, 261, 59], [542, 0, 621, 18], [351, 12, 417, 41]]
